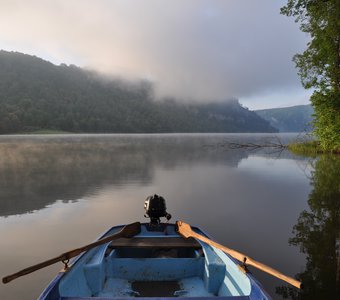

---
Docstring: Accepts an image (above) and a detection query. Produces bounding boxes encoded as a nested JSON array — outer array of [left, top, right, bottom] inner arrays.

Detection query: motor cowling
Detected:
[[144, 194, 171, 225]]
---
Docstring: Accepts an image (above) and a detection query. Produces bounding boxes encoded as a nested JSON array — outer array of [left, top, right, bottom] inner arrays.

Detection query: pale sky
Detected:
[[0, 0, 311, 110]]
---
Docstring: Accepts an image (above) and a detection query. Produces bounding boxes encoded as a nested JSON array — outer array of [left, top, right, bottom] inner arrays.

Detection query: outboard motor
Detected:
[[144, 194, 171, 226]]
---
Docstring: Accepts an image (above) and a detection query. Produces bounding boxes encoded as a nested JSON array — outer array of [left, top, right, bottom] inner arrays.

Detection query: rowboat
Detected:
[[2, 195, 301, 299], [39, 222, 272, 300]]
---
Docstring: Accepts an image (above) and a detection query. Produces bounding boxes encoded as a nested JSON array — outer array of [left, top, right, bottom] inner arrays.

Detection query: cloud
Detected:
[[0, 0, 308, 103]]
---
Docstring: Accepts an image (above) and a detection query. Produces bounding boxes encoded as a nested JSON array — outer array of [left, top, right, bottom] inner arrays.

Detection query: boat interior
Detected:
[[58, 224, 252, 298]]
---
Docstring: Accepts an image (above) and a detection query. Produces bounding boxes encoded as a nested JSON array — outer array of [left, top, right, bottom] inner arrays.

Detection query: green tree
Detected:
[[281, 0, 340, 152]]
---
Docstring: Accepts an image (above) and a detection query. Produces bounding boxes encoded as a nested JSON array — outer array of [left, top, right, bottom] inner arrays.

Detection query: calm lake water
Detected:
[[0, 133, 339, 300]]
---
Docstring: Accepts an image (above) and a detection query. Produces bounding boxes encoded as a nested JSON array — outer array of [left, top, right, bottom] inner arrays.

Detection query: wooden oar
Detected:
[[2, 222, 141, 284], [176, 221, 302, 289]]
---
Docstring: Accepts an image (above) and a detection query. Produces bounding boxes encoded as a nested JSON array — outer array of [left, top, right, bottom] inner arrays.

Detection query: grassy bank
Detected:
[[288, 141, 340, 155]]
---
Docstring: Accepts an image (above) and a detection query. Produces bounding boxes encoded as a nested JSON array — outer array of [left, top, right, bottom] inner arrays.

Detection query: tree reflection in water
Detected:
[[277, 156, 340, 299]]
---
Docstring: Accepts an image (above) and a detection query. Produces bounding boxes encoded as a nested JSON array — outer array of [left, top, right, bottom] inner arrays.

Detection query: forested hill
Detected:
[[255, 105, 314, 132], [0, 50, 277, 134]]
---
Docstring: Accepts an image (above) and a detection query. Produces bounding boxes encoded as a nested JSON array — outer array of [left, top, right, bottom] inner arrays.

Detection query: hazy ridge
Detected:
[[255, 105, 314, 132], [0, 50, 277, 134]]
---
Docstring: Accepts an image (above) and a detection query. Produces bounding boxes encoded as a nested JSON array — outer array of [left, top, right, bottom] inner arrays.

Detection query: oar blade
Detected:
[[122, 222, 141, 238], [176, 220, 195, 238]]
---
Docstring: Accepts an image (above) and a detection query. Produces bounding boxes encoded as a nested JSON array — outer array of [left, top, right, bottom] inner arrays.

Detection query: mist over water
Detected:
[[0, 134, 338, 299]]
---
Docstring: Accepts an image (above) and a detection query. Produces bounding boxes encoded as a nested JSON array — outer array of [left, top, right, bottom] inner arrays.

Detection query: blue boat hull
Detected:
[[38, 223, 271, 300]]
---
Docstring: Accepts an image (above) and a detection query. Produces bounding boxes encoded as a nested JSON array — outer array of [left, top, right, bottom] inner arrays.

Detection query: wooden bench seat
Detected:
[[108, 237, 202, 249]]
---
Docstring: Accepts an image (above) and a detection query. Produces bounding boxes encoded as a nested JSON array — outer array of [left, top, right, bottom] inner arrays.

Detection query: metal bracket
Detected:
[[62, 259, 69, 271], [238, 257, 250, 274]]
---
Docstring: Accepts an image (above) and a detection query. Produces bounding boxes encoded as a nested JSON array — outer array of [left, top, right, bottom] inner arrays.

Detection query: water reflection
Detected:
[[276, 155, 340, 299], [0, 134, 253, 217]]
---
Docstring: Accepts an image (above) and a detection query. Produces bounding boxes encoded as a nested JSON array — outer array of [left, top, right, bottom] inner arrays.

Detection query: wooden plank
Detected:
[[108, 237, 201, 249]]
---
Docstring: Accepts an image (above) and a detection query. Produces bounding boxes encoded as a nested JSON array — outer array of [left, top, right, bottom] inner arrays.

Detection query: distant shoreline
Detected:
[[2, 131, 338, 154], [2, 131, 300, 135], [14, 129, 72, 135]]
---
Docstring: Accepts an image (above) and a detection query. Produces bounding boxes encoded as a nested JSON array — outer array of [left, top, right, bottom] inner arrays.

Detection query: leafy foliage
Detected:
[[312, 91, 340, 151], [281, 0, 340, 152], [0, 51, 276, 134]]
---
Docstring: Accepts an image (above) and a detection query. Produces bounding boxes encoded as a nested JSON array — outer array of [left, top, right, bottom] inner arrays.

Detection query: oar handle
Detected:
[[3, 222, 141, 284], [176, 221, 302, 289]]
